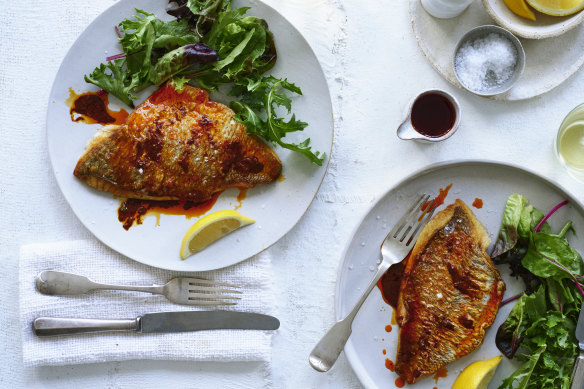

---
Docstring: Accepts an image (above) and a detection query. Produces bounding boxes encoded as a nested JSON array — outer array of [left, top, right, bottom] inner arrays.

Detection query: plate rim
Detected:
[[45, 0, 334, 271], [333, 158, 584, 388], [481, 0, 584, 40]]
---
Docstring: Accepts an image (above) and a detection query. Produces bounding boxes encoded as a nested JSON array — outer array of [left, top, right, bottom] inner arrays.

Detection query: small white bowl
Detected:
[[482, 0, 584, 39], [453, 25, 526, 96]]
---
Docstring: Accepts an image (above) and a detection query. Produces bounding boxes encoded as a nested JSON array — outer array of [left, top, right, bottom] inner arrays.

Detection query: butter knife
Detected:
[[33, 311, 279, 337], [571, 300, 584, 389]]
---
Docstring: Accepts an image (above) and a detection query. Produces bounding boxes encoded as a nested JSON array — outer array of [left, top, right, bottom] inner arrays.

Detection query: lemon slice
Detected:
[[180, 210, 255, 259], [526, 0, 584, 16], [504, 0, 537, 20], [452, 356, 503, 389]]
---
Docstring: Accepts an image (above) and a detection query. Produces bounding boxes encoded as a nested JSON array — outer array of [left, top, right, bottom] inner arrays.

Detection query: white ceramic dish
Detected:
[[46, 0, 333, 271], [453, 25, 526, 96], [482, 0, 584, 39], [336, 160, 584, 388], [410, 0, 584, 100]]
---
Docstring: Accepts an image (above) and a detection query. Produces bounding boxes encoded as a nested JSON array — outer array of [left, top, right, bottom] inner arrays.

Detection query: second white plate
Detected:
[[336, 160, 584, 388]]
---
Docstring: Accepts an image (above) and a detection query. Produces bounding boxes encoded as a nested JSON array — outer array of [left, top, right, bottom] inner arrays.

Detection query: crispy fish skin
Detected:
[[395, 199, 505, 384], [74, 84, 281, 202]]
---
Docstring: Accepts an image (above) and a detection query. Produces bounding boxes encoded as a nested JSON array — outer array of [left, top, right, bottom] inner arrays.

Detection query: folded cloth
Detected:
[[19, 240, 275, 367]]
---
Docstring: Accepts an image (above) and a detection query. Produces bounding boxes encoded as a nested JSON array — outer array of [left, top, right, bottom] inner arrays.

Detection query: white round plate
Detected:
[[336, 160, 584, 388], [46, 0, 333, 271], [410, 0, 584, 100], [482, 0, 584, 39]]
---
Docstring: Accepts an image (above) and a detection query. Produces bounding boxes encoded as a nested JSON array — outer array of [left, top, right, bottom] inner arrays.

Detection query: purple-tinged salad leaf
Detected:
[[535, 200, 570, 233], [150, 43, 218, 85], [167, 0, 231, 39]]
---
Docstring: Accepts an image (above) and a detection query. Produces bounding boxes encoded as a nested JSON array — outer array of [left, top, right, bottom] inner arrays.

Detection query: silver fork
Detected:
[[35, 270, 242, 306], [308, 193, 437, 372]]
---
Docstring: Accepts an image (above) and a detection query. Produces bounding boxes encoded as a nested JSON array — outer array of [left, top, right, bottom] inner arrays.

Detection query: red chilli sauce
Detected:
[[118, 193, 221, 230], [66, 88, 128, 125]]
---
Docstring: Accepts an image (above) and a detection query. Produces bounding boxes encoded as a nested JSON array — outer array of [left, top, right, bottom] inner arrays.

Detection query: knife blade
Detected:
[[571, 301, 584, 389], [33, 311, 280, 337]]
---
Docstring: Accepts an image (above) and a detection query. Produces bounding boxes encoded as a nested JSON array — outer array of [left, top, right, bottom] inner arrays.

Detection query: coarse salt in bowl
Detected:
[[453, 25, 525, 97]]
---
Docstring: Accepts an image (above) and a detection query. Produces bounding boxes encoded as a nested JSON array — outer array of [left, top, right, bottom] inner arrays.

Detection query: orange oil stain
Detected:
[[277, 174, 286, 182], [385, 324, 392, 332], [385, 358, 395, 372], [395, 377, 405, 388], [382, 349, 386, 355], [66, 88, 128, 125], [422, 183, 453, 211], [234, 188, 248, 210], [118, 193, 220, 230], [472, 197, 483, 209], [433, 366, 448, 383]]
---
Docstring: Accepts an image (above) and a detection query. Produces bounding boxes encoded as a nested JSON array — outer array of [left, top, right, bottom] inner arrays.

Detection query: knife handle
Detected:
[[572, 350, 584, 389], [33, 317, 138, 336]]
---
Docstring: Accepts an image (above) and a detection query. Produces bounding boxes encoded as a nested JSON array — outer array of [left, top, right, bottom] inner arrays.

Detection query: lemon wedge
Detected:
[[504, 0, 537, 20], [526, 0, 584, 16], [452, 356, 503, 389], [180, 210, 255, 259]]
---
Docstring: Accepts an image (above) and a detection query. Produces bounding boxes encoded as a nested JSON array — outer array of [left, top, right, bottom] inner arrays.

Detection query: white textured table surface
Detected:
[[2, 0, 584, 387]]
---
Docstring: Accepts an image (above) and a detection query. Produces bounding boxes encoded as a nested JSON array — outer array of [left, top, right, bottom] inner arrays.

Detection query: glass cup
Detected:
[[555, 103, 584, 181]]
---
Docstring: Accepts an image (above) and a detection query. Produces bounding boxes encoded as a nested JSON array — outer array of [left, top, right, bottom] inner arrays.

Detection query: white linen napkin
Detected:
[[19, 240, 276, 367]]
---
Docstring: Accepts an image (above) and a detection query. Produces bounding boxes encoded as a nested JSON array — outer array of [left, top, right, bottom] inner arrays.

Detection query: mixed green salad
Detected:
[[84, 0, 324, 165], [492, 194, 583, 388]]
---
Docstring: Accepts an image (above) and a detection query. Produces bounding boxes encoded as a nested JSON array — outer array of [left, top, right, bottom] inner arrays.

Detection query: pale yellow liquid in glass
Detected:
[[556, 104, 584, 179]]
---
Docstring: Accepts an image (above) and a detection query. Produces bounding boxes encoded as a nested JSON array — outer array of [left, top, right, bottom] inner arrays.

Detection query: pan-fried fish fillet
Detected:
[[395, 199, 505, 384], [74, 84, 281, 202]]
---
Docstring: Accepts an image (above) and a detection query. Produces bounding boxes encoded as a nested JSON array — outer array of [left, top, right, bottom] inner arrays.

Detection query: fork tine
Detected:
[[187, 292, 241, 300], [404, 200, 439, 246], [393, 194, 430, 239], [188, 285, 243, 294], [398, 197, 434, 242], [389, 194, 428, 238], [182, 278, 243, 305], [186, 278, 241, 288], [186, 300, 238, 306]]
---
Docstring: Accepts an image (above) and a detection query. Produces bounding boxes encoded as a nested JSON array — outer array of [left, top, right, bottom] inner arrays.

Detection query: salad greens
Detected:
[[492, 194, 584, 389], [84, 0, 323, 165]]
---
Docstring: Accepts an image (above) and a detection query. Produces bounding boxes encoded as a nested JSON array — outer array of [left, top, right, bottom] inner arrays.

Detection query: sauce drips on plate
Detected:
[[433, 366, 448, 383], [66, 88, 128, 125], [472, 197, 483, 209], [377, 260, 406, 310], [234, 188, 247, 210], [118, 193, 220, 230], [385, 358, 395, 372], [395, 377, 405, 388]]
